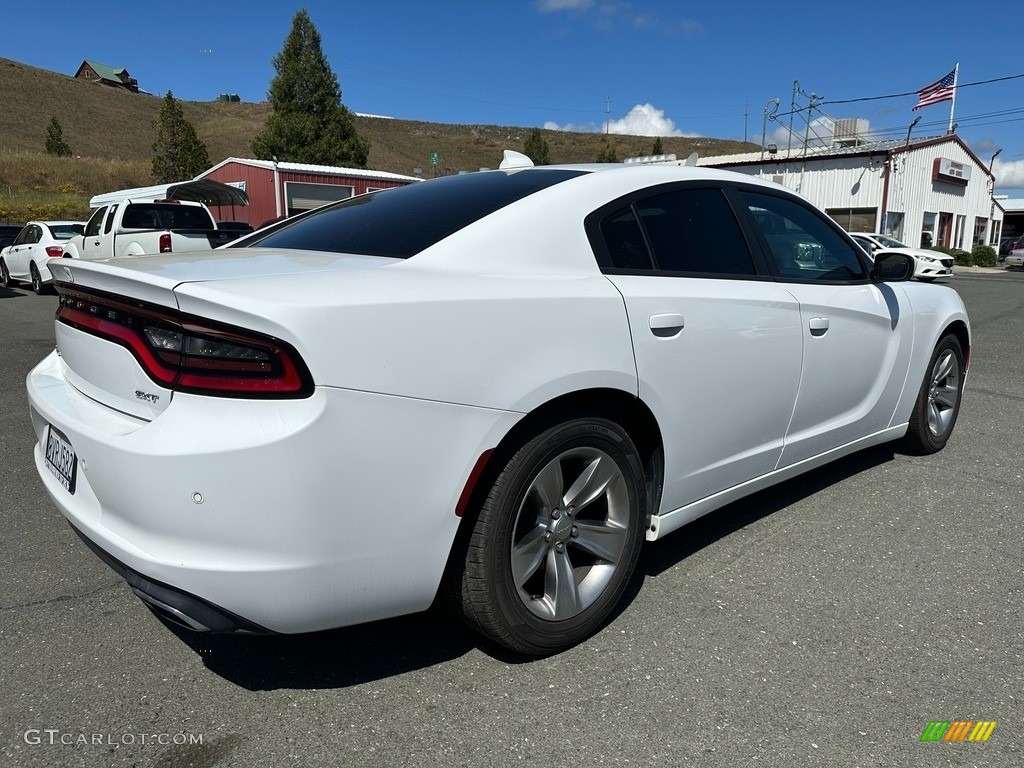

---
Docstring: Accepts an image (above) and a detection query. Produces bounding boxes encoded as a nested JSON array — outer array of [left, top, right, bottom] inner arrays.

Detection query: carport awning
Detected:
[[89, 179, 249, 208]]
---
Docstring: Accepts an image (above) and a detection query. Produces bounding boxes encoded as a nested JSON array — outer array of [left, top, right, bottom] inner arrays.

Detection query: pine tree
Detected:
[[523, 128, 550, 165], [45, 116, 72, 157], [151, 91, 210, 183], [597, 143, 619, 163], [652, 136, 664, 155], [252, 9, 369, 167]]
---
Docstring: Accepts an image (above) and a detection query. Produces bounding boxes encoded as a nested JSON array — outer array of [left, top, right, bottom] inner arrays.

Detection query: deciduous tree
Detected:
[[252, 9, 369, 167], [151, 91, 210, 183]]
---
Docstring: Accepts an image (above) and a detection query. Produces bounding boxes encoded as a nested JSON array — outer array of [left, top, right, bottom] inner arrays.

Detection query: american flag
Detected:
[[913, 68, 956, 110]]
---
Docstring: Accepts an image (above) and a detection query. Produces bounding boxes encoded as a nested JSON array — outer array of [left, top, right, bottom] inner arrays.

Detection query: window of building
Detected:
[[826, 207, 877, 233], [921, 212, 937, 249], [974, 217, 988, 247], [883, 212, 905, 241], [955, 215, 967, 250]]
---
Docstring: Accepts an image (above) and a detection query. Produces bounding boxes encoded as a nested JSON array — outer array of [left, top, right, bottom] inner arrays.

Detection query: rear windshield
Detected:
[[122, 203, 215, 230], [48, 224, 85, 240], [237, 168, 587, 258]]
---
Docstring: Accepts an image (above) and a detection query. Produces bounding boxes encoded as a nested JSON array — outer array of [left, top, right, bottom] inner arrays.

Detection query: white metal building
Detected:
[[686, 133, 1002, 251]]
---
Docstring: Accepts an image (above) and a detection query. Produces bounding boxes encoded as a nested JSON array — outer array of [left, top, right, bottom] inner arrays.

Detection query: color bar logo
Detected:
[[920, 721, 997, 742]]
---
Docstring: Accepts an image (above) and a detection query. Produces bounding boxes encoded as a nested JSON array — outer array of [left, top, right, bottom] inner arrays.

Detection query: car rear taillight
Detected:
[[54, 285, 313, 398], [45, 246, 64, 258], [159, 233, 172, 253]]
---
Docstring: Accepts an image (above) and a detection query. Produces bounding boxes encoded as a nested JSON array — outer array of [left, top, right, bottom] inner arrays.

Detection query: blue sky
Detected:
[[8, 1, 1024, 194]]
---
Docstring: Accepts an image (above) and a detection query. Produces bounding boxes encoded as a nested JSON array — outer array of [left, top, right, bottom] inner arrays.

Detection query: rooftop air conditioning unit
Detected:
[[833, 118, 868, 147]]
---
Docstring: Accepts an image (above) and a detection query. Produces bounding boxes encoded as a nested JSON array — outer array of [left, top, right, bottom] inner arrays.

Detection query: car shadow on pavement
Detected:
[[639, 443, 896, 577], [164, 445, 897, 690], [162, 599, 480, 691]]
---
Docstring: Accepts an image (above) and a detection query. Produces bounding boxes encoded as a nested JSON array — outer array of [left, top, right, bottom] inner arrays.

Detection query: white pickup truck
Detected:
[[62, 199, 241, 260]]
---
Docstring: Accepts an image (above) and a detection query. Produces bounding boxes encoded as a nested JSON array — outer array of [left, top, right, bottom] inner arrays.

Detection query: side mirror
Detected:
[[872, 251, 914, 282]]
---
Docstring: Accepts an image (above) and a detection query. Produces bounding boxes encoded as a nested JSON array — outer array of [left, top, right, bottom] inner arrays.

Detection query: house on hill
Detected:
[[74, 60, 138, 92]]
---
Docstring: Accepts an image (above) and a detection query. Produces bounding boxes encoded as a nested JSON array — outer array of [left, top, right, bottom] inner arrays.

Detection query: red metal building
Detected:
[[198, 158, 420, 228]]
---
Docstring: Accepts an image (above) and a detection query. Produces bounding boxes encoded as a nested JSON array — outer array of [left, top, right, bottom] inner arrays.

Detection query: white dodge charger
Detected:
[[27, 154, 970, 655]]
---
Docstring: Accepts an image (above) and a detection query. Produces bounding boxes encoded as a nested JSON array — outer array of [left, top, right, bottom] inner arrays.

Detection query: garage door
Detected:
[[285, 182, 354, 215]]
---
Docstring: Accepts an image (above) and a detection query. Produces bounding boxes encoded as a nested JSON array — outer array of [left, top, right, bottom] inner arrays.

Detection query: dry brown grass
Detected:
[[0, 56, 757, 222]]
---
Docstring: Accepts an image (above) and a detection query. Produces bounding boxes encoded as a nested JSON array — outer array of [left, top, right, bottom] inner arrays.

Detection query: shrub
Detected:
[[971, 245, 997, 267], [931, 245, 972, 266]]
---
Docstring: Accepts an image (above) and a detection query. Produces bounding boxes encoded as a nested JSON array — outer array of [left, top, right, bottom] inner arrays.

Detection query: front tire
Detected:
[[0, 258, 13, 288], [452, 418, 646, 656], [901, 334, 964, 454]]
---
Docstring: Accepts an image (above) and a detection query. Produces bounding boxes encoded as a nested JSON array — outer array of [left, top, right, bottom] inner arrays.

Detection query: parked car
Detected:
[[27, 154, 970, 656], [0, 223, 24, 252], [848, 232, 954, 281], [998, 236, 1017, 260], [0, 221, 85, 294], [1005, 245, 1024, 269], [62, 199, 240, 261]]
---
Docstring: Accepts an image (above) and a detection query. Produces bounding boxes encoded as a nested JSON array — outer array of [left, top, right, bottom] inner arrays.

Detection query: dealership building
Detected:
[[197, 158, 420, 228], [683, 128, 1003, 250]]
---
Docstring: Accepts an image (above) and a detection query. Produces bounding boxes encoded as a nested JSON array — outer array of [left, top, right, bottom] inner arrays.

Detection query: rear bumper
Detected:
[[27, 349, 518, 633], [69, 522, 270, 633]]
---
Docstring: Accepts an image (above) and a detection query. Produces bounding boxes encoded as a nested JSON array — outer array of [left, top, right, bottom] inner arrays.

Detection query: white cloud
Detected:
[[993, 158, 1024, 191], [764, 117, 883, 151], [546, 103, 695, 137], [537, 1, 704, 34], [536, 0, 593, 12]]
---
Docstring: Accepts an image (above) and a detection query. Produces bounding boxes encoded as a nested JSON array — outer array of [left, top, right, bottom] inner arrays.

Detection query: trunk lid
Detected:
[[47, 249, 399, 419]]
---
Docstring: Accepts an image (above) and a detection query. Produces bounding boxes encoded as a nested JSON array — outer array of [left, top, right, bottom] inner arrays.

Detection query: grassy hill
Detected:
[[0, 57, 757, 222]]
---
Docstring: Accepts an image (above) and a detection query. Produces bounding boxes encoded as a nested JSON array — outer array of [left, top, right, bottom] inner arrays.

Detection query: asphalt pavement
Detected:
[[1, 269, 1022, 767]]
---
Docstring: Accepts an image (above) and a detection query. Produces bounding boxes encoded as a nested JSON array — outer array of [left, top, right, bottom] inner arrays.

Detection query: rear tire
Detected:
[[900, 334, 964, 454], [30, 263, 47, 295], [451, 418, 646, 656]]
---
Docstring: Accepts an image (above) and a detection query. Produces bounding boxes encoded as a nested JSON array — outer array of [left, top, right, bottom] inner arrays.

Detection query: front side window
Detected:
[[741, 191, 867, 282], [84, 207, 107, 237], [13, 226, 33, 246]]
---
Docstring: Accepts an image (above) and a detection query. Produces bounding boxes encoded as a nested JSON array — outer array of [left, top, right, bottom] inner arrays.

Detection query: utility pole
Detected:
[[787, 81, 799, 155], [604, 97, 612, 134], [744, 102, 749, 143]]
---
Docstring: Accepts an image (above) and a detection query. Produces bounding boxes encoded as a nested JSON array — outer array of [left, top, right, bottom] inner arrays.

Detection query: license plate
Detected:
[[44, 424, 77, 494]]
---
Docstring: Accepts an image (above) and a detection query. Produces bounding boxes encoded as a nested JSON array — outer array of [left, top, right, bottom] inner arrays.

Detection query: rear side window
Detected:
[[592, 186, 755, 276], [637, 188, 755, 275], [238, 169, 587, 258]]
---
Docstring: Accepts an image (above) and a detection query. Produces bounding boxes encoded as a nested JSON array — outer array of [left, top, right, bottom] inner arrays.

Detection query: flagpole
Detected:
[[948, 62, 959, 134]]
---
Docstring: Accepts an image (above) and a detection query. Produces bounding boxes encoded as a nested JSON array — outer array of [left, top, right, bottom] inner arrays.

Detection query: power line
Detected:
[[821, 72, 1024, 106]]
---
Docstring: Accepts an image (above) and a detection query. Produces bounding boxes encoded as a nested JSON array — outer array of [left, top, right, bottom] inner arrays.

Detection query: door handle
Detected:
[[809, 316, 829, 336], [649, 313, 685, 338]]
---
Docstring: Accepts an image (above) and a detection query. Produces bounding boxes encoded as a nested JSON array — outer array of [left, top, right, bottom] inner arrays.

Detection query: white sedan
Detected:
[[1005, 247, 1024, 268], [26, 154, 970, 655], [848, 232, 954, 281], [0, 220, 85, 294]]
